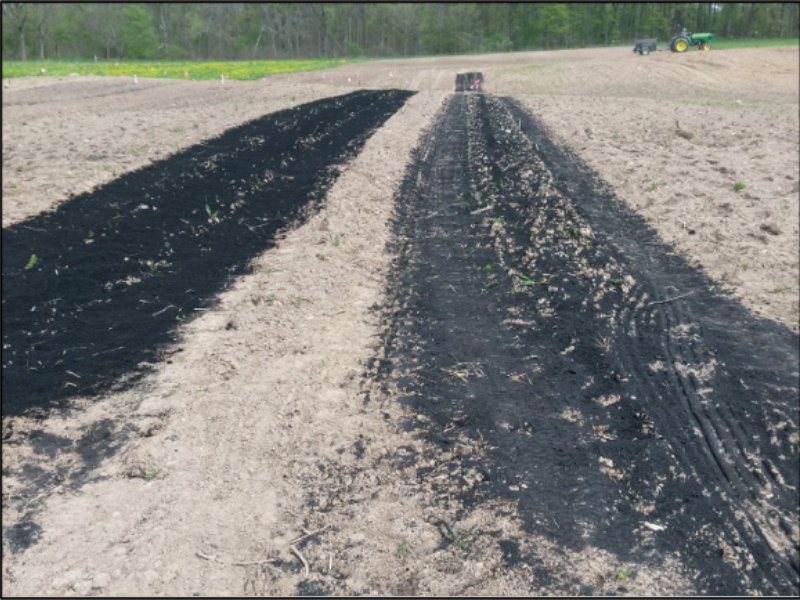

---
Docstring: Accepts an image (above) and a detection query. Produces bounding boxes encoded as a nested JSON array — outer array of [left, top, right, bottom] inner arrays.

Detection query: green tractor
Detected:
[[671, 29, 715, 52]]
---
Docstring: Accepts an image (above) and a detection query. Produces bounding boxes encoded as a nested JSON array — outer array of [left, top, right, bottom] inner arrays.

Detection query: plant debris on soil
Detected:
[[2, 90, 414, 416], [1, 46, 798, 596], [372, 93, 799, 595]]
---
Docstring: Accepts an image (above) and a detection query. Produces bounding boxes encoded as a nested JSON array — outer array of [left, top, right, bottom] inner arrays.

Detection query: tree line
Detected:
[[3, 3, 798, 61]]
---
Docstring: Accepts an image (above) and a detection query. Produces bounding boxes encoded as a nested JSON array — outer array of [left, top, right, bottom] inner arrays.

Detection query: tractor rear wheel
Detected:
[[672, 38, 689, 52]]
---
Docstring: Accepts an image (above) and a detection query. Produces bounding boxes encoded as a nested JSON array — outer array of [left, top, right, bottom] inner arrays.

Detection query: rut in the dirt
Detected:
[[375, 93, 799, 595], [2, 90, 414, 416]]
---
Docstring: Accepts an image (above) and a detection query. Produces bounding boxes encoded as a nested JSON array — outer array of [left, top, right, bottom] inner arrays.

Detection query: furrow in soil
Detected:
[[2, 90, 415, 416], [376, 93, 799, 595]]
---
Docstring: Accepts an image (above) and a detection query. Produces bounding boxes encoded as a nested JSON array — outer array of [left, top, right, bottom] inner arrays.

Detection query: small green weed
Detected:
[[24, 254, 38, 271], [734, 181, 746, 192], [521, 274, 549, 286], [444, 525, 475, 551], [395, 541, 410, 559], [140, 468, 159, 481], [55, 349, 68, 366], [616, 568, 633, 581], [205, 201, 219, 220]]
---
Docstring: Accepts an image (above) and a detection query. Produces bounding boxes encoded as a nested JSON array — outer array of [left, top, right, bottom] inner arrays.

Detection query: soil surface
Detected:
[[5, 47, 798, 328], [2, 90, 413, 416], [285, 46, 800, 329], [2, 77, 350, 226], [376, 93, 797, 595], [2, 46, 798, 596]]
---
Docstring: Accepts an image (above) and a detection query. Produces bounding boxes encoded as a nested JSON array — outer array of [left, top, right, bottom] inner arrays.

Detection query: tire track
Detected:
[[376, 92, 798, 594], [506, 97, 799, 591]]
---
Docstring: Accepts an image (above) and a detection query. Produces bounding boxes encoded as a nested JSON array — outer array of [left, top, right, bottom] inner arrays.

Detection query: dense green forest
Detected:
[[3, 3, 799, 61]]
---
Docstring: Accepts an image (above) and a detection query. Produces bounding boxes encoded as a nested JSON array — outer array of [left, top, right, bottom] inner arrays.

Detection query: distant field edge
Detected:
[[1, 58, 365, 80], [2, 39, 796, 80]]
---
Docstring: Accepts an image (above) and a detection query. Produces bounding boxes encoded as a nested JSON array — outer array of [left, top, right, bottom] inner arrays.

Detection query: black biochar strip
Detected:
[[2, 89, 414, 416], [375, 93, 798, 595]]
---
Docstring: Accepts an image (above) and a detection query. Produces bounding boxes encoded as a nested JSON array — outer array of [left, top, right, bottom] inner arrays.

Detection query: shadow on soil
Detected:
[[369, 93, 799, 594], [3, 394, 167, 554], [2, 90, 414, 417]]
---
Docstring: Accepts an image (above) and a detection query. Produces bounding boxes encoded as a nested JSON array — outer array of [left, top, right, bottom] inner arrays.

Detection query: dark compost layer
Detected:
[[373, 93, 799, 594], [2, 90, 414, 416]]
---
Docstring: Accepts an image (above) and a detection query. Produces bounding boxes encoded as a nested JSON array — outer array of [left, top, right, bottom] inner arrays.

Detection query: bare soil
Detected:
[[2, 89, 445, 596], [2, 77, 349, 226], [287, 46, 800, 329], [2, 90, 413, 416], [373, 93, 797, 595], [2, 46, 798, 596], [5, 47, 797, 327]]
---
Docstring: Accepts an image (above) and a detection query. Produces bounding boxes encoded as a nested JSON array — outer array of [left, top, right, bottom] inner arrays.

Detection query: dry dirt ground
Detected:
[[2, 77, 350, 226], [4, 47, 798, 327], [2, 46, 798, 596]]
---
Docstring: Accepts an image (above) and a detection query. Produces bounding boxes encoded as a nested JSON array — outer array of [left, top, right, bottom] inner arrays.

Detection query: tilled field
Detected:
[[3, 90, 413, 416], [375, 93, 798, 595], [2, 49, 799, 597]]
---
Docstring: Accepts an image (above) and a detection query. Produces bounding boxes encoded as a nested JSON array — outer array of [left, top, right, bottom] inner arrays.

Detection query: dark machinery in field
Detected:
[[633, 38, 657, 55], [455, 72, 484, 92], [633, 29, 715, 56]]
